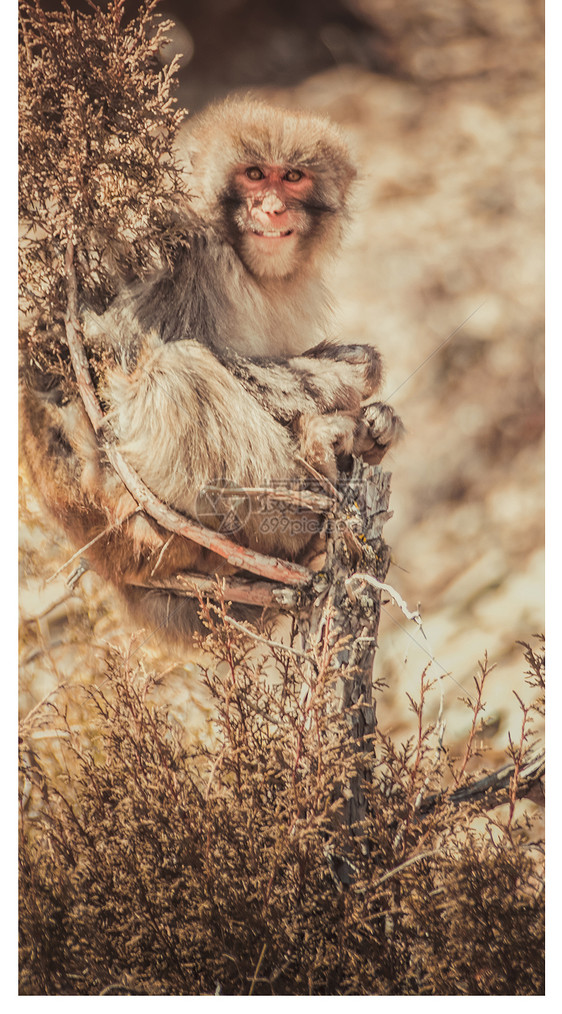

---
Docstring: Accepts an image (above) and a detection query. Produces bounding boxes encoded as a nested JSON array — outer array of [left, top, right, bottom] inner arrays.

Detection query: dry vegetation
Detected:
[[19, 616, 545, 995], [19, 0, 545, 996]]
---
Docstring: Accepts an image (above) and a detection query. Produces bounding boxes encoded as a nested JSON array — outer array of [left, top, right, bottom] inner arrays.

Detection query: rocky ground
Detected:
[[20, 1, 544, 792]]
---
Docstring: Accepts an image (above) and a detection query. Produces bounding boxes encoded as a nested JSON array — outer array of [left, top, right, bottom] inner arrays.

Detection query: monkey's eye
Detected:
[[284, 169, 304, 183], [245, 166, 265, 181]]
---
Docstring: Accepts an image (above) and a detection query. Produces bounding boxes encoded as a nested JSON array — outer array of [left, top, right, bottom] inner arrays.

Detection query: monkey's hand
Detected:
[[295, 402, 403, 480], [352, 401, 404, 464], [295, 412, 357, 483]]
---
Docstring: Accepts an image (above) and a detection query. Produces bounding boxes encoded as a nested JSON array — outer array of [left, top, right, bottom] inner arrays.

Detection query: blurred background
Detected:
[[20, 1, 544, 777]]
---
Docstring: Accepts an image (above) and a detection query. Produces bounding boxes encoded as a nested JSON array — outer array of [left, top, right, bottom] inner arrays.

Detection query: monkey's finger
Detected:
[[354, 403, 404, 463]]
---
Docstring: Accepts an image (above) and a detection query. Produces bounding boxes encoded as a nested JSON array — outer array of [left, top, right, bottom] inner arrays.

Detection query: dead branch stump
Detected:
[[298, 458, 393, 831]]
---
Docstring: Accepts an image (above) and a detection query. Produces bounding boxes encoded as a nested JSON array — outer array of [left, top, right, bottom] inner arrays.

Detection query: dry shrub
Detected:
[[19, 0, 187, 385], [19, 626, 545, 996]]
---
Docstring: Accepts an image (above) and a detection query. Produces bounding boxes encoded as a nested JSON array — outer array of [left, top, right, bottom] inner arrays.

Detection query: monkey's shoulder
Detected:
[[82, 219, 330, 359]]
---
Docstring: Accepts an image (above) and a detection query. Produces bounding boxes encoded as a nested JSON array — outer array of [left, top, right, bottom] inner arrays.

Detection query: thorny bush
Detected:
[[19, 625, 545, 996]]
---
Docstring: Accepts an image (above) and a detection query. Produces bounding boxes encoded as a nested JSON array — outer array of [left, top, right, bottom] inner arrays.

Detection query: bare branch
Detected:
[[346, 572, 423, 628], [125, 572, 296, 608], [294, 454, 343, 502], [219, 484, 335, 513], [419, 749, 545, 813]]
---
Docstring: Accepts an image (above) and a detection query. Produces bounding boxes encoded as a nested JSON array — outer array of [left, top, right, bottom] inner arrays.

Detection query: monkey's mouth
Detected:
[[249, 227, 294, 239]]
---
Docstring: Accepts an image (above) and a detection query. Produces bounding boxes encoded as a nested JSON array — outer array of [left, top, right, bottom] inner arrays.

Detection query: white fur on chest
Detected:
[[221, 262, 333, 358]]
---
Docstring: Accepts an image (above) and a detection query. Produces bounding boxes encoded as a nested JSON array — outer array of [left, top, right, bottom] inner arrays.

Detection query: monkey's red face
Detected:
[[230, 165, 316, 279]]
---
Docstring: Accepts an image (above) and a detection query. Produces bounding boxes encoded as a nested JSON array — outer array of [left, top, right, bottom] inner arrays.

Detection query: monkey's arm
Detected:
[[225, 341, 404, 465], [225, 342, 380, 420], [104, 336, 401, 526]]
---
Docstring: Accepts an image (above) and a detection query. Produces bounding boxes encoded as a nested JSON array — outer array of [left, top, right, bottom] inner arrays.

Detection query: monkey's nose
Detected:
[[261, 192, 286, 215], [251, 205, 288, 229]]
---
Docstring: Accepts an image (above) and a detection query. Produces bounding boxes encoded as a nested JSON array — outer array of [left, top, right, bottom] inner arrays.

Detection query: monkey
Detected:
[[20, 98, 402, 645]]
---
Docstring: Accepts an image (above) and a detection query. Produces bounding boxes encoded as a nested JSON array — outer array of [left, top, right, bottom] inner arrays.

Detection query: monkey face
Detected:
[[184, 100, 357, 285], [228, 164, 317, 279]]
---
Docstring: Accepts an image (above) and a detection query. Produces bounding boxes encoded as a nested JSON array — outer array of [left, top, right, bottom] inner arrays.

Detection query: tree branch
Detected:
[[299, 459, 393, 834], [419, 748, 545, 813], [125, 572, 297, 608]]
